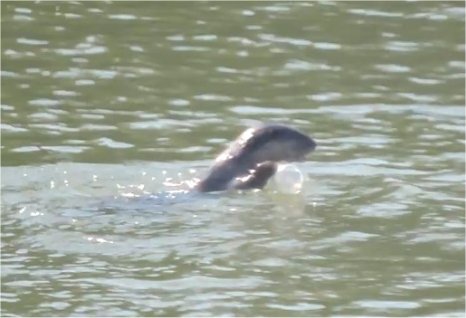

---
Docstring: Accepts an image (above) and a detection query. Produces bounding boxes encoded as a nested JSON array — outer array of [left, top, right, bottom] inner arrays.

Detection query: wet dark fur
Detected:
[[196, 125, 316, 192]]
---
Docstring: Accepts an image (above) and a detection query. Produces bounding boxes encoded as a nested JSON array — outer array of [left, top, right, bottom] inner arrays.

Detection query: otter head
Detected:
[[238, 124, 317, 164]]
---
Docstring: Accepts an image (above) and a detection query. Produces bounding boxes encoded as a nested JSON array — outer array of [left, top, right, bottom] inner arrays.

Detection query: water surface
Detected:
[[1, 1, 465, 317]]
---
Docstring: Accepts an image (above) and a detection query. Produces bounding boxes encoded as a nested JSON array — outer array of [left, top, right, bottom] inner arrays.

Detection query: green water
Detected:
[[1, 1, 465, 317]]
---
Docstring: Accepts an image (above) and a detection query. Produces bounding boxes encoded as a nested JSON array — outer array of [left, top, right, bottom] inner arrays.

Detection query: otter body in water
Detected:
[[195, 125, 316, 192]]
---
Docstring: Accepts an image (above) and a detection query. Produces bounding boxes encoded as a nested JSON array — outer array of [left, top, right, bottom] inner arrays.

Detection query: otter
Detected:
[[195, 124, 316, 192]]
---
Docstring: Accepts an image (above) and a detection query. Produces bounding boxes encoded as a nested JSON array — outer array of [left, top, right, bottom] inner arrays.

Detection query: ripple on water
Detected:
[[53, 90, 80, 97], [349, 8, 403, 18], [75, 79, 95, 86], [55, 46, 107, 56], [10, 146, 41, 153], [80, 124, 117, 131], [1, 70, 21, 78], [352, 300, 421, 310], [193, 34, 218, 41], [308, 92, 343, 102], [108, 14, 137, 20], [397, 93, 438, 103], [374, 64, 411, 73], [30, 124, 79, 133], [169, 99, 190, 107], [229, 105, 316, 115], [13, 146, 89, 154], [408, 77, 443, 85], [172, 46, 210, 52], [17, 37, 49, 46], [13, 14, 33, 21], [313, 42, 342, 50], [193, 94, 233, 102], [258, 33, 311, 46], [129, 119, 196, 130], [1, 124, 28, 133], [14, 7, 32, 14], [284, 59, 341, 72], [1, 104, 15, 111], [28, 99, 61, 107], [95, 138, 134, 149], [384, 40, 421, 52], [28, 112, 59, 121], [52, 68, 117, 79]]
